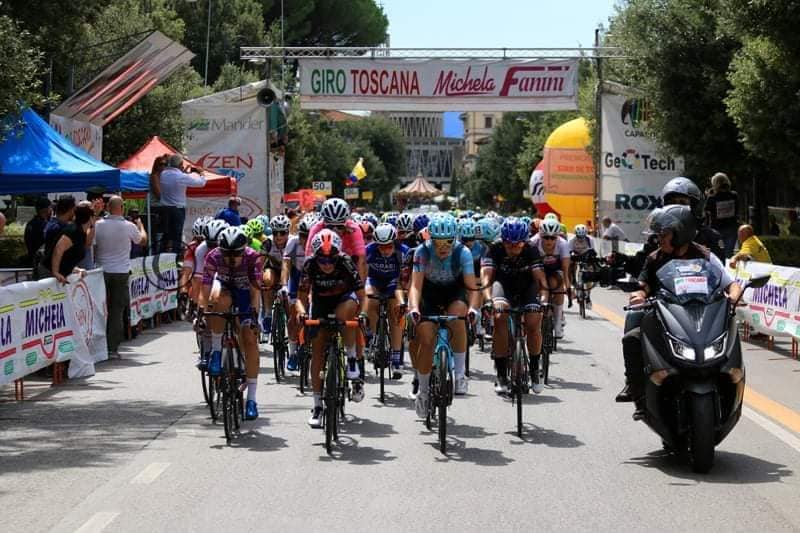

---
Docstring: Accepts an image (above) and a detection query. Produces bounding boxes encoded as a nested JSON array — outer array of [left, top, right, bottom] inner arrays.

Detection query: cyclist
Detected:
[[568, 223, 595, 309], [359, 219, 375, 245], [244, 218, 266, 252], [296, 229, 366, 427], [361, 223, 409, 379], [404, 213, 430, 398], [282, 215, 311, 371], [531, 218, 570, 339], [396, 212, 415, 245], [181, 216, 210, 309], [407, 215, 480, 418], [193, 219, 229, 366], [481, 218, 549, 394], [260, 214, 291, 335], [306, 198, 367, 282], [198, 226, 263, 420]]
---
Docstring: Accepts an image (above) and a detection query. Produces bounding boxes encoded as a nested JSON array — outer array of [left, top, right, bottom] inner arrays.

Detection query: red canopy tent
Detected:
[[118, 136, 236, 198]]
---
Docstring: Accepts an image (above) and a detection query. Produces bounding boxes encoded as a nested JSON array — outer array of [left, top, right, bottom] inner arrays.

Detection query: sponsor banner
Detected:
[[729, 261, 800, 339], [49, 114, 103, 160], [313, 181, 333, 196], [0, 271, 107, 386], [183, 99, 269, 237], [129, 254, 178, 327], [299, 58, 579, 111], [599, 92, 684, 239]]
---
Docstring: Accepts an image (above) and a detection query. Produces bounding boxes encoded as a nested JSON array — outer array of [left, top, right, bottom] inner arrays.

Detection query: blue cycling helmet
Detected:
[[428, 214, 458, 239], [413, 213, 430, 234], [501, 218, 529, 243], [363, 213, 379, 227], [458, 219, 476, 239], [479, 218, 500, 242], [384, 214, 398, 228]]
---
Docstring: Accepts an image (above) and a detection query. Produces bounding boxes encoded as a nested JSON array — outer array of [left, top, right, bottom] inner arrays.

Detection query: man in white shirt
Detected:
[[158, 154, 206, 253], [601, 216, 628, 241], [95, 196, 147, 356]]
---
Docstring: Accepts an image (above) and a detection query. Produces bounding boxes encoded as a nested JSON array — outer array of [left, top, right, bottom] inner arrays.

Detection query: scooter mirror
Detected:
[[747, 275, 771, 289]]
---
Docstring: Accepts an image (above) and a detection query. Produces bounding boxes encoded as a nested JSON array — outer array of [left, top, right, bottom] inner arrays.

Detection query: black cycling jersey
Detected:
[[481, 241, 542, 294], [299, 254, 363, 298]]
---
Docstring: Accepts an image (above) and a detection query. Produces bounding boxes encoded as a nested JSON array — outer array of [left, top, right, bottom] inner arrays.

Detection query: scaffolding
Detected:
[[240, 46, 625, 61]]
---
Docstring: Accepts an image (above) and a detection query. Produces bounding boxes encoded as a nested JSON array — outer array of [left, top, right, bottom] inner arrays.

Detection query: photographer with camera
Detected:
[[158, 154, 206, 254]]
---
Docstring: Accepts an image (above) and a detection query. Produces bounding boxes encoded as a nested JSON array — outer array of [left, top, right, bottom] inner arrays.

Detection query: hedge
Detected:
[[0, 235, 27, 268], [758, 236, 800, 268]]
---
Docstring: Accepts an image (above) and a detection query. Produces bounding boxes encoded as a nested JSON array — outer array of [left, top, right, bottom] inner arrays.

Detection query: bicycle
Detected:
[[539, 288, 567, 385], [495, 306, 535, 437], [415, 315, 465, 454], [303, 316, 360, 454], [270, 290, 289, 383], [571, 251, 599, 320], [478, 306, 493, 353], [202, 309, 253, 444], [366, 293, 396, 403]]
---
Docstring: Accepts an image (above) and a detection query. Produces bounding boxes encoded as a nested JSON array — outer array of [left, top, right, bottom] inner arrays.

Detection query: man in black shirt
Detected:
[[24, 197, 52, 266], [705, 172, 739, 258]]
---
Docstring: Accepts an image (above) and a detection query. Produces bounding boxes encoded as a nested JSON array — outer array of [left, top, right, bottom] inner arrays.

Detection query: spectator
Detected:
[[158, 154, 206, 253], [788, 209, 800, 237], [705, 172, 739, 257], [768, 214, 781, 236], [95, 196, 147, 356], [39, 196, 77, 280], [127, 208, 147, 258], [38, 204, 93, 283], [76, 200, 97, 269], [601, 216, 628, 241], [216, 196, 242, 226], [729, 224, 771, 268], [24, 197, 52, 266], [86, 187, 107, 217]]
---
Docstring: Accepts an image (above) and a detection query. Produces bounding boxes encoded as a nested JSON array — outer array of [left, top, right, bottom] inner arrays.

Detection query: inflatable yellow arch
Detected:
[[541, 117, 595, 232]]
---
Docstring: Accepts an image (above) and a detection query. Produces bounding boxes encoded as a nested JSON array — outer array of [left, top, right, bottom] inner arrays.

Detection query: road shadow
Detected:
[[211, 425, 289, 452], [428, 437, 514, 466], [340, 414, 398, 438], [506, 424, 585, 448], [624, 448, 793, 483], [554, 347, 592, 356], [546, 377, 601, 392], [0, 399, 192, 475], [318, 435, 397, 465], [465, 367, 494, 383], [372, 392, 414, 410]]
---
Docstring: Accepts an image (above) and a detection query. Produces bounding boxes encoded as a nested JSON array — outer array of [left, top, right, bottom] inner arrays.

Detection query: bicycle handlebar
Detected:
[[303, 318, 360, 328]]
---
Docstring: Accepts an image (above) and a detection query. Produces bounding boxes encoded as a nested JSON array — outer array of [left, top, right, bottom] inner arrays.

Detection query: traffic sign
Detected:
[[312, 181, 333, 196], [344, 187, 359, 200], [361, 191, 374, 201]]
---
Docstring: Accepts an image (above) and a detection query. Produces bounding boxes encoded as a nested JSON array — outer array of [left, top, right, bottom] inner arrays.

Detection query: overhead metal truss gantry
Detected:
[[240, 46, 626, 61]]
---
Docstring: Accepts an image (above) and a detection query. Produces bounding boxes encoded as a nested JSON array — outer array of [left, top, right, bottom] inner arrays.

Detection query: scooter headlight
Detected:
[[703, 333, 727, 361], [668, 336, 694, 360]]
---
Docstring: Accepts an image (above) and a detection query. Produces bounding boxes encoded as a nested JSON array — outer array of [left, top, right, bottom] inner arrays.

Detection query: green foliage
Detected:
[[758, 236, 800, 267], [212, 63, 261, 93], [0, 234, 26, 267], [0, 15, 47, 139]]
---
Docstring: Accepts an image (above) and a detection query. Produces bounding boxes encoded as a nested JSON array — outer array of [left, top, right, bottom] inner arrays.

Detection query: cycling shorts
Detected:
[[490, 281, 539, 309], [310, 291, 358, 320], [287, 268, 301, 302], [420, 281, 466, 316], [365, 278, 398, 298], [210, 281, 252, 315]]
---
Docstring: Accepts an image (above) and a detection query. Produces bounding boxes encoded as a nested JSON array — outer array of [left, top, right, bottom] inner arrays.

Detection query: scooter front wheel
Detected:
[[689, 393, 716, 473]]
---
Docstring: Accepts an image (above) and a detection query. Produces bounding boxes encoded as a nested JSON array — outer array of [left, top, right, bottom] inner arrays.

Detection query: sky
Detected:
[[381, 0, 618, 49]]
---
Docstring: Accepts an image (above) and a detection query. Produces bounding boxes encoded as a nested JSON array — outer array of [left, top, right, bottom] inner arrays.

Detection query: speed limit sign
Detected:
[[312, 181, 333, 196]]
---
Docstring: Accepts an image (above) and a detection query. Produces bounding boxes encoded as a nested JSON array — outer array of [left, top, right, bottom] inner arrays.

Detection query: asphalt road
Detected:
[[4, 288, 800, 532]]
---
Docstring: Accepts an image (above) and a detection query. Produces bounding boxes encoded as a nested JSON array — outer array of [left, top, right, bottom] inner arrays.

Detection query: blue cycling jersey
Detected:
[[366, 242, 409, 290], [413, 241, 474, 285]]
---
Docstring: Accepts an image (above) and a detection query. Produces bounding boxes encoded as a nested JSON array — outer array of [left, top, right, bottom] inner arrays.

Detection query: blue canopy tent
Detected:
[[0, 109, 125, 194]]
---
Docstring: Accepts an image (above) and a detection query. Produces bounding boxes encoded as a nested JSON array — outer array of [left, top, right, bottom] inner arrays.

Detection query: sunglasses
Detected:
[[542, 236, 557, 241], [378, 243, 394, 250], [433, 238, 454, 246], [326, 224, 345, 230], [273, 230, 288, 236], [503, 240, 526, 247], [461, 238, 475, 244], [316, 256, 336, 265]]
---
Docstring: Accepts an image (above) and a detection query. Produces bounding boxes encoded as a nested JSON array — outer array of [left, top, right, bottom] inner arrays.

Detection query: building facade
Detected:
[[460, 111, 503, 174]]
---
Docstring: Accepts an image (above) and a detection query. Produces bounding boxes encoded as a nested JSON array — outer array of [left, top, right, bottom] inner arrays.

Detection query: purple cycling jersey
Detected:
[[202, 247, 262, 290]]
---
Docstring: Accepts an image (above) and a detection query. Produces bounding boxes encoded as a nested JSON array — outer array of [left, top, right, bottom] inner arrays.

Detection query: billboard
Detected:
[[599, 91, 684, 239], [54, 31, 193, 127], [49, 114, 103, 160], [299, 58, 578, 111]]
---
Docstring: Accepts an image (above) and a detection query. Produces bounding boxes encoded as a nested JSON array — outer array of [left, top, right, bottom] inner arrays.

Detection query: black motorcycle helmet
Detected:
[[646, 204, 697, 248], [661, 177, 705, 220]]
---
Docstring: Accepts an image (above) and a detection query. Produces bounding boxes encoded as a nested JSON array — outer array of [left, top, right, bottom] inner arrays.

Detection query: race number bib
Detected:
[[674, 276, 708, 296], [715, 199, 736, 219]]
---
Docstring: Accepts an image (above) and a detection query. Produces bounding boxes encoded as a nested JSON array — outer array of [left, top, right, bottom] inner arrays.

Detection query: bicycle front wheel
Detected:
[[438, 348, 450, 454], [324, 346, 339, 454]]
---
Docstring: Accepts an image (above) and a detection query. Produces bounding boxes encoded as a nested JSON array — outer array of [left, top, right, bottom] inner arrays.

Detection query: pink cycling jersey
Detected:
[[202, 247, 262, 290], [305, 219, 365, 259]]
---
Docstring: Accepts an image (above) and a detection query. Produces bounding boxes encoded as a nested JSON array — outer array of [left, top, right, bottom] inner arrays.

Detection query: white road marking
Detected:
[[130, 462, 171, 485], [743, 407, 800, 454], [74, 512, 119, 533]]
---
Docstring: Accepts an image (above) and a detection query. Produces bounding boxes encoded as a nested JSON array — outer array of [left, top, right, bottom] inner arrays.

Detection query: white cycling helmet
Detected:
[[218, 226, 248, 251], [544, 212, 559, 222], [270, 214, 291, 233], [574, 224, 588, 238], [540, 219, 561, 237], [373, 223, 397, 245], [321, 198, 350, 224], [397, 212, 414, 233], [192, 217, 208, 238], [204, 219, 229, 242]]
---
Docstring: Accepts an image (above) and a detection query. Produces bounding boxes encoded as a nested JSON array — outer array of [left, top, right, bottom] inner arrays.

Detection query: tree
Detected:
[[212, 63, 261, 92], [0, 16, 47, 139]]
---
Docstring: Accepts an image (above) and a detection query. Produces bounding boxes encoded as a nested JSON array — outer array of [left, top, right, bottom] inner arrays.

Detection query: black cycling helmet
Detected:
[[661, 176, 705, 220], [646, 204, 697, 248]]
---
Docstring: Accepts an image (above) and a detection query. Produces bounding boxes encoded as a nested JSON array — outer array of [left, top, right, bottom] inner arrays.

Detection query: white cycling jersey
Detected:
[[530, 234, 570, 259]]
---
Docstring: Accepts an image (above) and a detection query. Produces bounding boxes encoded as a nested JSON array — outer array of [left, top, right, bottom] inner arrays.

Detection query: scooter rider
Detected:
[[661, 177, 725, 261], [615, 205, 741, 412]]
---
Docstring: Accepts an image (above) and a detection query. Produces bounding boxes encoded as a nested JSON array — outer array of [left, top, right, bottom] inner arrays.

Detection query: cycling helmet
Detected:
[[219, 226, 248, 252], [374, 223, 397, 245], [646, 204, 697, 247], [321, 198, 350, 224], [246, 218, 264, 237], [241, 223, 256, 240], [485, 211, 499, 219], [397, 212, 414, 233], [363, 213, 379, 227], [310, 228, 342, 256], [358, 220, 375, 237], [458, 219, 476, 239], [270, 214, 291, 233], [519, 216, 532, 228], [540, 219, 561, 237], [501, 218, 529, 243], [256, 214, 270, 227], [351, 212, 363, 223], [544, 212, 559, 222], [574, 224, 588, 238], [192, 218, 207, 238], [413, 213, 430, 234], [428, 214, 458, 239], [661, 176, 705, 220], [472, 212, 484, 221], [298, 216, 313, 234], [479, 218, 501, 242], [204, 219, 229, 242]]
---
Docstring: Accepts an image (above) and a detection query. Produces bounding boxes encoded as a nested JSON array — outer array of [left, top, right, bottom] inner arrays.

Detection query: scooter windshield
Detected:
[[656, 259, 723, 305]]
